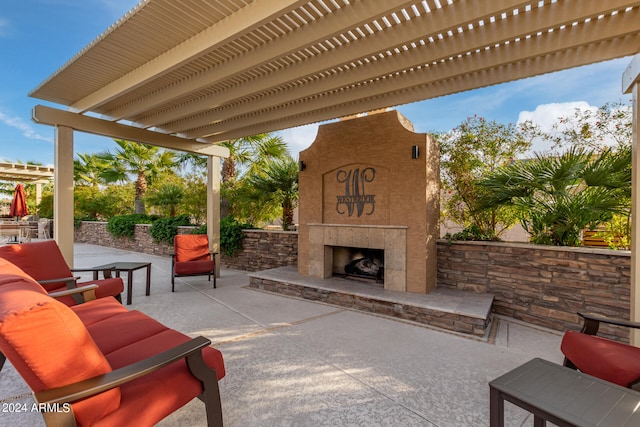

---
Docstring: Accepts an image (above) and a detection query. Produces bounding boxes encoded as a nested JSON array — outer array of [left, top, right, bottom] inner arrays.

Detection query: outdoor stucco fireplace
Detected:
[[297, 110, 440, 294]]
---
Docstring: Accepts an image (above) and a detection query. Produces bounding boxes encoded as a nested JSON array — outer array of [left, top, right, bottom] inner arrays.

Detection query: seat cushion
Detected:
[[175, 259, 214, 275], [85, 310, 169, 355], [98, 329, 225, 427], [72, 297, 129, 326], [0, 278, 120, 426], [561, 330, 640, 387]]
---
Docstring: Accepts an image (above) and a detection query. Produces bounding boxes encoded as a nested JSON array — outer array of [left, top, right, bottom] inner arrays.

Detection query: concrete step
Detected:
[[248, 266, 494, 337]]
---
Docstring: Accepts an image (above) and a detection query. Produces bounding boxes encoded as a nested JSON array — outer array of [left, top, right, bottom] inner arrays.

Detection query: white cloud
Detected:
[[517, 102, 596, 153], [0, 111, 53, 143], [278, 123, 321, 156], [0, 18, 9, 37], [517, 101, 632, 154], [517, 101, 594, 132]]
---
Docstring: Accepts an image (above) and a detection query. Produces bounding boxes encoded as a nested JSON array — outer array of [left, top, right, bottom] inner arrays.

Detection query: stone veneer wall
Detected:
[[220, 229, 298, 272], [74, 221, 195, 256], [74, 222, 298, 270], [74, 222, 630, 340], [437, 240, 630, 341]]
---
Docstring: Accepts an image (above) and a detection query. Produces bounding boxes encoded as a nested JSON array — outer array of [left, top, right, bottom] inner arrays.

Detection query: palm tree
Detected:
[[100, 139, 177, 214], [476, 146, 631, 246], [176, 152, 208, 175], [74, 153, 109, 187], [219, 133, 288, 218], [146, 183, 184, 217], [220, 133, 288, 183], [246, 155, 299, 230]]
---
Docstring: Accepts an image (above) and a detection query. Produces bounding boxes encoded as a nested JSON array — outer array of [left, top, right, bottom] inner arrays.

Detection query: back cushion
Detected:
[[175, 234, 210, 262], [0, 241, 73, 291], [0, 278, 120, 425], [0, 258, 47, 292]]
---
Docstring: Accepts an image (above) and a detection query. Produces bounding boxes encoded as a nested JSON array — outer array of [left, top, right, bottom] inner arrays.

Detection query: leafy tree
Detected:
[[181, 174, 208, 225], [438, 116, 531, 237], [99, 139, 178, 214], [74, 184, 134, 220], [245, 155, 299, 230], [476, 146, 631, 246], [531, 102, 632, 153]]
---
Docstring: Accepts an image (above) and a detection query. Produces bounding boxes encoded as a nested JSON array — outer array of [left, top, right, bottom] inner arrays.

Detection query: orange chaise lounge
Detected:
[[0, 240, 124, 306], [0, 257, 225, 426]]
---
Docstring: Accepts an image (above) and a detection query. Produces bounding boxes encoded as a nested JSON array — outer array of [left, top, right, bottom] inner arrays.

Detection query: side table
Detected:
[[93, 262, 152, 305], [489, 357, 640, 426]]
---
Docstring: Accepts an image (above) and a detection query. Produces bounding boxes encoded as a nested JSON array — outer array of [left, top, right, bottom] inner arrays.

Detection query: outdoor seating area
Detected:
[[0, 243, 566, 426], [0, 254, 224, 426], [0, 240, 124, 306]]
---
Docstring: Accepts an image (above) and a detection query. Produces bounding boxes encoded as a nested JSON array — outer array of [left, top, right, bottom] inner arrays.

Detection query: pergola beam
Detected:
[[31, 105, 229, 158]]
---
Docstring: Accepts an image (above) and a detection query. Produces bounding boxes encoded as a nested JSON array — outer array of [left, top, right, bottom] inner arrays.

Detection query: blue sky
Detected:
[[0, 1, 634, 166]]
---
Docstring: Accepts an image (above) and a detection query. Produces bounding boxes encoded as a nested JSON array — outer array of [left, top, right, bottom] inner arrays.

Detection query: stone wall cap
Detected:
[[437, 239, 631, 257]]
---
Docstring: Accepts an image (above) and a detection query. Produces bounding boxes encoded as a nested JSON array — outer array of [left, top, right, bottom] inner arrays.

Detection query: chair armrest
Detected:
[[578, 312, 640, 335], [34, 337, 219, 425], [49, 284, 98, 302], [38, 276, 79, 290]]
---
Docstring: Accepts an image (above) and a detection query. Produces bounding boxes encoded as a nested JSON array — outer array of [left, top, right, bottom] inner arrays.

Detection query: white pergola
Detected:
[[29, 0, 640, 338], [0, 162, 54, 209]]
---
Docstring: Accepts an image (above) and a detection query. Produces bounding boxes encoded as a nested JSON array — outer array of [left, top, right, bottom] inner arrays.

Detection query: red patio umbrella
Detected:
[[9, 184, 28, 218]]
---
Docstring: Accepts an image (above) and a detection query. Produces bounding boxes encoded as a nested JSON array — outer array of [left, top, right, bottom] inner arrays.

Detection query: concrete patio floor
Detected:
[[0, 243, 564, 426]]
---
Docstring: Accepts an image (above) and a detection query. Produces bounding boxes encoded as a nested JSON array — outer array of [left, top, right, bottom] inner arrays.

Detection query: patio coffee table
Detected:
[[489, 357, 640, 426], [92, 262, 151, 305]]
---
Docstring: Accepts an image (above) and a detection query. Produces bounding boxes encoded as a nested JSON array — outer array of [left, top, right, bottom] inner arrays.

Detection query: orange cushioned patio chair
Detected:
[[172, 234, 216, 291], [0, 256, 225, 426], [0, 240, 124, 306], [561, 312, 640, 389]]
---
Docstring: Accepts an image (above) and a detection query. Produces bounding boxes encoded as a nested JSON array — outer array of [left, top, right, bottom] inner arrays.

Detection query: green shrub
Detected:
[[106, 214, 156, 239], [220, 216, 252, 256], [188, 217, 252, 256], [192, 224, 206, 234], [445, 225, 500, 243], [149, 214, 192, 244]]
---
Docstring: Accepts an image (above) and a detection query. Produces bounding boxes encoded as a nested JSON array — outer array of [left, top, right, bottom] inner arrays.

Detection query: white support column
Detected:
[[53, 126, 75, 267], [207, 156, 221, 277], [624, 55, 640, 345]]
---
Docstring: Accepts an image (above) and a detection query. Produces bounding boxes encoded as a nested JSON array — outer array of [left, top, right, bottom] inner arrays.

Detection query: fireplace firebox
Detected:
[[333, 247, 384, 282]]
